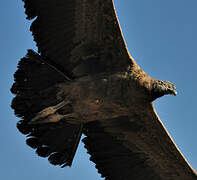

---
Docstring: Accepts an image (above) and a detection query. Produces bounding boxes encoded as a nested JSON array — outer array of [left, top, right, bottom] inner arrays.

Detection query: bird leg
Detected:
[[29, 101, 71, 124]]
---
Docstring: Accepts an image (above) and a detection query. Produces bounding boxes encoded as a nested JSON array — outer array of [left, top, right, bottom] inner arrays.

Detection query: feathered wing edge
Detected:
[[152, 108, 197, 177]]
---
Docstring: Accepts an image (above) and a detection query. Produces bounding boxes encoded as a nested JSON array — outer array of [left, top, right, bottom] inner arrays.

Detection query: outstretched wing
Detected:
[[22, 0, 132, 78], [83, 104, 197, 180]]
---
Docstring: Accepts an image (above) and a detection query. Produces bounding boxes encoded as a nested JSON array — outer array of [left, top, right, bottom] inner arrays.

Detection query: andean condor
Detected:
[[11, 0, 197, 179]]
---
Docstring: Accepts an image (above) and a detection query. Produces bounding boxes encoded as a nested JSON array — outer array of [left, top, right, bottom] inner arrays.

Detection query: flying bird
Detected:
[[11, 0, 197, 179]]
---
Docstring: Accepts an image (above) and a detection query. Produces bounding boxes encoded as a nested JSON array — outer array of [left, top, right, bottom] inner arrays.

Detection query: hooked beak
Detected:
[[171, 90, 177, 96]]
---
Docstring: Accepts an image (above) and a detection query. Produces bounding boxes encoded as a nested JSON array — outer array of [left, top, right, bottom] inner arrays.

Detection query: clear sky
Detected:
[[1, 0, 197, 179]]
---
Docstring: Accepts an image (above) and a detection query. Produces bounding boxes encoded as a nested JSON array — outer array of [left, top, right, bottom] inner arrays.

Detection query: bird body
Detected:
[[11, 0, 197, 179]]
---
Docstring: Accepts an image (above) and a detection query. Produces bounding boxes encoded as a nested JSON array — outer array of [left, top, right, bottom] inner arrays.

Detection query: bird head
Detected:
[[151, 79, 177, 100]]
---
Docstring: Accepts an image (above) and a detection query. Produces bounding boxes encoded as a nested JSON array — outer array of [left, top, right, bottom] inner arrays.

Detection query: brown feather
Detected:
[[11, 0, 197, 179]]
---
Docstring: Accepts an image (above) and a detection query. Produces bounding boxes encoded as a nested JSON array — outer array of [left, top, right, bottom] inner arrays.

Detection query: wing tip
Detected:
[[22, 0, 37, 20]]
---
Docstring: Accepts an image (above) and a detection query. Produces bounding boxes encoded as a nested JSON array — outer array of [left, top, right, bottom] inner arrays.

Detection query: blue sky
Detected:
[[1, 0, 197, 179]]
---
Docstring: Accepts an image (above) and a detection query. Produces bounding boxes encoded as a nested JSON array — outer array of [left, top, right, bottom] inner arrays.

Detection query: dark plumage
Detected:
[[11, 0, 197, 179]]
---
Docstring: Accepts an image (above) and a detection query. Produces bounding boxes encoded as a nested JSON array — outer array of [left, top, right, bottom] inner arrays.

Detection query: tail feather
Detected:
[[11, 50, 82, 167]]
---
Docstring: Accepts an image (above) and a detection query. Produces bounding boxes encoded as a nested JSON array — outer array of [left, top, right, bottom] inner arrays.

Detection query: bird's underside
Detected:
[[11, 0, 197, 179]]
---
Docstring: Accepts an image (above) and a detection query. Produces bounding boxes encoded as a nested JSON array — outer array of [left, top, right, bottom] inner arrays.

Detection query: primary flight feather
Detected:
[[11, 0, 197, 179]]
